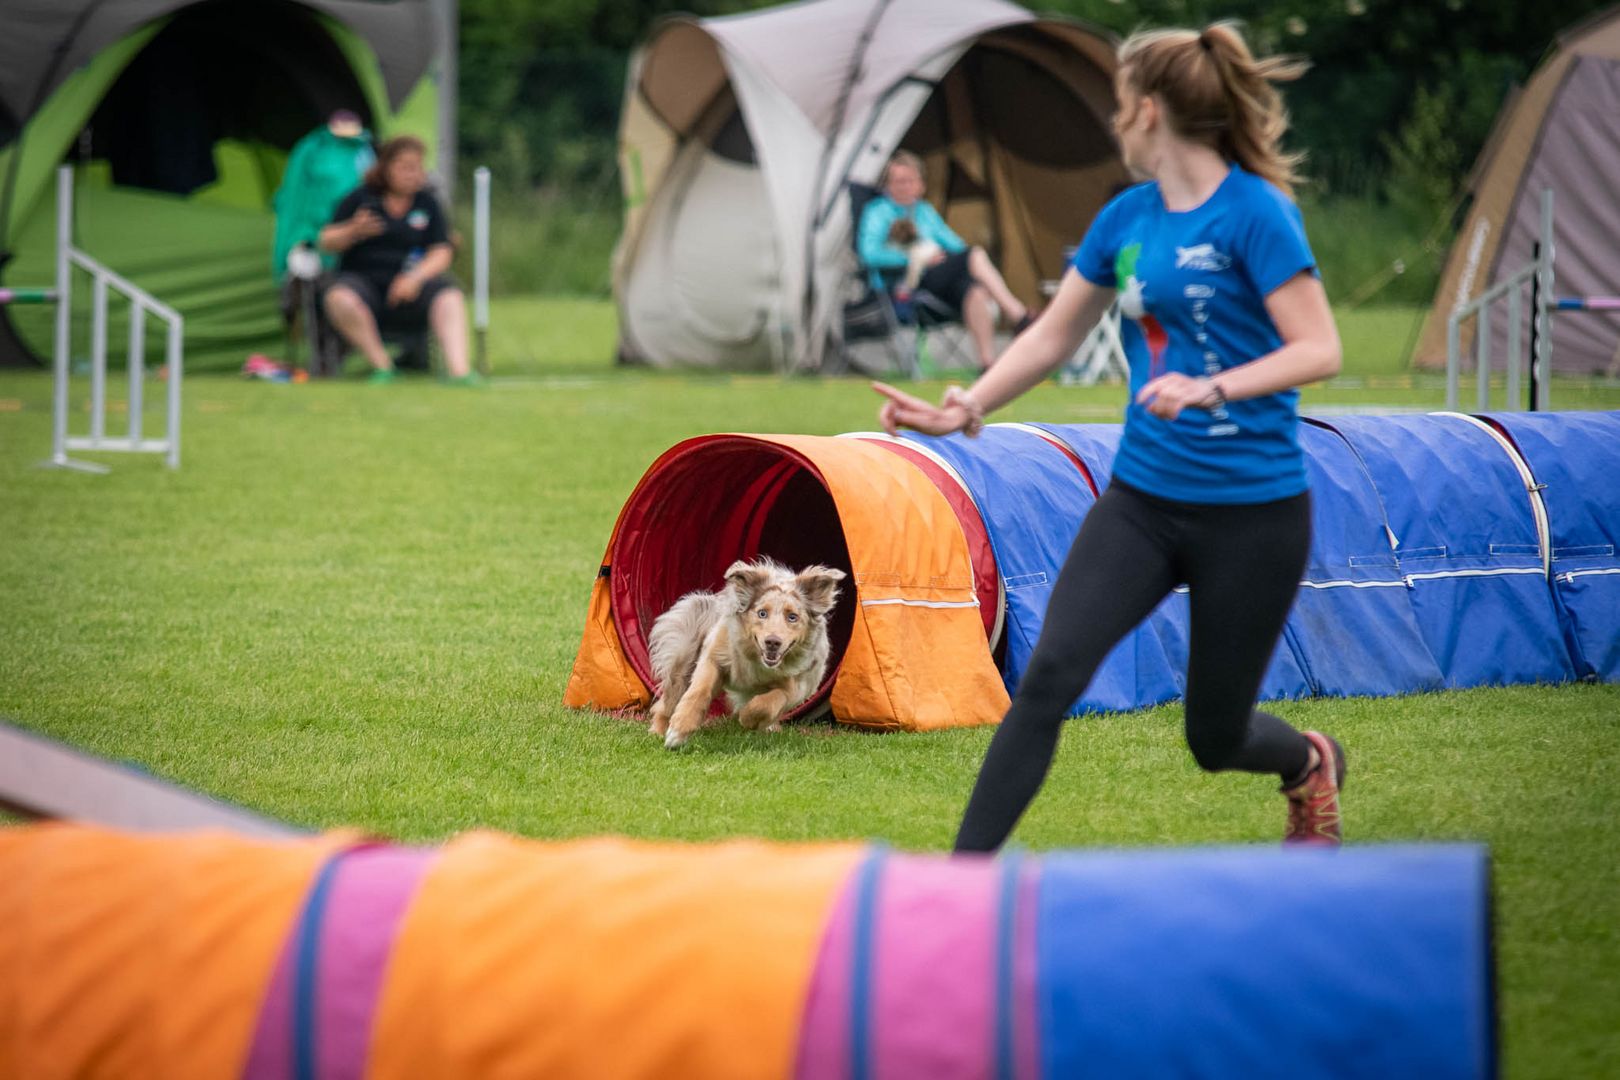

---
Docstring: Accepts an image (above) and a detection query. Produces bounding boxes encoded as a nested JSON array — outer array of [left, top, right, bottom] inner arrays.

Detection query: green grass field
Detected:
[[2, 299, 1617, 1075]]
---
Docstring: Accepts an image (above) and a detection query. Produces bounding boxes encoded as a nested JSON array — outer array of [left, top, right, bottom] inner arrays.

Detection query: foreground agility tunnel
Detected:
[[0, 818, 1496, 1078], [567, 411, 1620, 729]]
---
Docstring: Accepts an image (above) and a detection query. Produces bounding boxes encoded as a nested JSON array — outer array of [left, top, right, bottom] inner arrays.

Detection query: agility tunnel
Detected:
[[0, 820, 1495, 1079], [567, 410, 1620, 729]]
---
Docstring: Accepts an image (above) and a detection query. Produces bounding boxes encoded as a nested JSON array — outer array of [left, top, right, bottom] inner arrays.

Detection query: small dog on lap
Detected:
[[647, 557, 847, 749]]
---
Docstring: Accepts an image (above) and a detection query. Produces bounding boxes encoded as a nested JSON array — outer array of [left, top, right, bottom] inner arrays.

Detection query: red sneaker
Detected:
[[1282, 731, 1347, 845]]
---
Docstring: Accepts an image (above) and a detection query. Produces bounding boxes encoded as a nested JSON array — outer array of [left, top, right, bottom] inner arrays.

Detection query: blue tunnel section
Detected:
[[1485, 411, 1620, 680], [1316, 414, 1575, 688], [904, 411, 1616, 712], [1037, 844, 1496, 1079], [903, 424, 1185, 714]]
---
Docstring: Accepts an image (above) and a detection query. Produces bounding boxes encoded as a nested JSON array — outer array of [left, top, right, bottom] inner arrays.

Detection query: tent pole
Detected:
[[434, 0, 459, 202], [801, 0, 894, 374], [1533, 187, 1553, 411], [474, 166, 490, 375]]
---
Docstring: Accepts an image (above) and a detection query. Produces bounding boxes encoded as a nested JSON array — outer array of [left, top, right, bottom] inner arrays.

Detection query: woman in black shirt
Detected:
[[319, 135, 477, 384]]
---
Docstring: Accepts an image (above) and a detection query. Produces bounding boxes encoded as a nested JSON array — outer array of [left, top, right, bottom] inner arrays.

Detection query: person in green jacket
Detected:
[[271, 110, 375, 281], [857, 150, 1033, 369]]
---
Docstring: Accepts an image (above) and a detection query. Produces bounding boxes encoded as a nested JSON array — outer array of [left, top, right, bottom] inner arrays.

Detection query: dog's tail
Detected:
[[646, 591, 722, 695]]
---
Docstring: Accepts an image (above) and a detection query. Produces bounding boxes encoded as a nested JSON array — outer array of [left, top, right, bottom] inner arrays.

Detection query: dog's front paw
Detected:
[[762, 721, 783, 733], [737, 700, 778, 732], [664, 705, 703, 749], [647, 699, 669, 736]]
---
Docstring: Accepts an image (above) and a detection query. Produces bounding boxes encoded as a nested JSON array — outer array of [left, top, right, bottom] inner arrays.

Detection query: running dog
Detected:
[[647, 558, 846, 749]]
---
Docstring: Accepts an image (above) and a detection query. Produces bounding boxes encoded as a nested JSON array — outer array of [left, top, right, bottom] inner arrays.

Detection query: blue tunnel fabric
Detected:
[[1317, 414, 1575, 688], [1286, 422, 1445, 697], [1485, 411, 1620, 680], [857, 413, 1613, 718], [1033, 421, 1445, 702], [904, 426, 1184, 713], [1030, 423, 1197, 706], [1036, 845, 1495, 1079]]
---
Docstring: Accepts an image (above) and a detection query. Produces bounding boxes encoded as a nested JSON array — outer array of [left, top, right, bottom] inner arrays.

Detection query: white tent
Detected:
[[613, 0, 1125, 371]]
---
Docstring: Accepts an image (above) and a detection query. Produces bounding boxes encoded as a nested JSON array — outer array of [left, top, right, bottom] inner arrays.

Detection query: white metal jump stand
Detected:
[[1445, 188, 1563, 414], [39, 166, 183, 473], [1060, 299, 1129, 386]]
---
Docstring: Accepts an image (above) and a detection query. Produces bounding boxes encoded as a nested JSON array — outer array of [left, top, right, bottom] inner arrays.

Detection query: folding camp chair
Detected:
[[280, 246, 346, 376], [280, 247, 434, 377]]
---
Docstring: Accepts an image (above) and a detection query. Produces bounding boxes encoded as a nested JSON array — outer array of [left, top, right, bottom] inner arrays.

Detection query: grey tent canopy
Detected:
[[613, 0, 1127, 372]]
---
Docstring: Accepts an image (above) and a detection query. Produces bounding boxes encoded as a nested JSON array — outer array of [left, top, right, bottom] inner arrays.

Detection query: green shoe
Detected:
[[441, 372, 486, 388], [367, 368, 398, 384]]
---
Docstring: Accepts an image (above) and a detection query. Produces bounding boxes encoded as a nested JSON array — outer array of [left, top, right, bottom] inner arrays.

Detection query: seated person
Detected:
[[318, 135, 478, 384], [857, 150, 1033, 369]]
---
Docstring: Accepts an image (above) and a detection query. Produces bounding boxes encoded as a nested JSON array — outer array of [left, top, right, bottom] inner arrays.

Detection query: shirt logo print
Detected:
[[1175, 244, 1231, 271]]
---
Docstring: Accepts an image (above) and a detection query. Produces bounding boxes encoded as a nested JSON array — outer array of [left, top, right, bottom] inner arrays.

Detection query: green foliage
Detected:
[[1382, 82, 1462, 234], [1300, 193, 1446, 308], [453, 176, 622, 297], [454, 0, 1616, 221]]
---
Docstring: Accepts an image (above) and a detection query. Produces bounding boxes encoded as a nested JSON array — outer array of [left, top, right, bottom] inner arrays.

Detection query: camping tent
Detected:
[[612, 0, 1126, 372], [0, 0, 443, 371], [1414, 5, 1620, 375]]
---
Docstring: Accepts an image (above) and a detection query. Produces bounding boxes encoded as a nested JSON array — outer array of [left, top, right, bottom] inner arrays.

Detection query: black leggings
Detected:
[[954, 480, 1315, 853]]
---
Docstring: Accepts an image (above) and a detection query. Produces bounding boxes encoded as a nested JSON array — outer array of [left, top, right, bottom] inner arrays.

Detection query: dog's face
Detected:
[[725, 560, 847, 669]]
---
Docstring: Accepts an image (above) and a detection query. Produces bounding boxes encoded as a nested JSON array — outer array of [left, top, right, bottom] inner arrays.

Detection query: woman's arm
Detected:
[[857, 201, 907, 271], [318, 208, 383, 253], [1135, 271, 1341, 420], [406, 242, 454, 281], [874, 268, 1115, 435], [919, 202, 968, 255]]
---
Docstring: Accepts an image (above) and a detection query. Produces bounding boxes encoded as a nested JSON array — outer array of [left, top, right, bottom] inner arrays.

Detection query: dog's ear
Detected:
[[795, 565, 847, 618], [725, 560, 774, 610]]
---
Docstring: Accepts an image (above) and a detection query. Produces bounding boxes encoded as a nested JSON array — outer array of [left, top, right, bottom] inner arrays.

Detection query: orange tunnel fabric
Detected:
[[0, 824, 1495, 1079], [565, 433, 1009, 731], [370, 833, 863, 1080], [0, 824, 352, 1079]]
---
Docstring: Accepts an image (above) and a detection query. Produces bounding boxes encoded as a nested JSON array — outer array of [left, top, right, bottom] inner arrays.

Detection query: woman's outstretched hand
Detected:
[[872, 381, 970, 436]]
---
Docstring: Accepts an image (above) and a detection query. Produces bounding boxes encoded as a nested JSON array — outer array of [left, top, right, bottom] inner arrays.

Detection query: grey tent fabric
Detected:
[[614, 0, 1125, 372], [0, 0, 435, 131]]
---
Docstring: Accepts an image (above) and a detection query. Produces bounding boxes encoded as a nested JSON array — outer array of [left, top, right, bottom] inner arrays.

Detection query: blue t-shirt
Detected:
[[1071, 164, 1317, 504]]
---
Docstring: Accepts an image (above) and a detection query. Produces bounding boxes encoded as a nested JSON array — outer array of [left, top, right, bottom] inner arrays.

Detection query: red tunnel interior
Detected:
[[608, 435, 1000, 721]]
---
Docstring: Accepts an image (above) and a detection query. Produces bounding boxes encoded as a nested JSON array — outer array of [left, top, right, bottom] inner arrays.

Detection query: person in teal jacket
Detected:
[[857, 150, 1033, 369], [271, 111, 376, 282]]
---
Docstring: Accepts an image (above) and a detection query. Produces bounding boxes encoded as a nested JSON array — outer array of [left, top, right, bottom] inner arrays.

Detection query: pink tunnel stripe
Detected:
[[796, 854, 1003, 1080], [242, 845, 436, 1080], [795, 865, 858, 1080]]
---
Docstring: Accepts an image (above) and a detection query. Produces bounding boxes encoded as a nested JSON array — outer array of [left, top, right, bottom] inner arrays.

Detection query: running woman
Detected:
[[874, 22, 1347, 851]]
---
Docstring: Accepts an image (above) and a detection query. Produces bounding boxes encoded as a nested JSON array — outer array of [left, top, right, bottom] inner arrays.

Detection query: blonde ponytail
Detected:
[[1118, 21, 1309, 197]]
